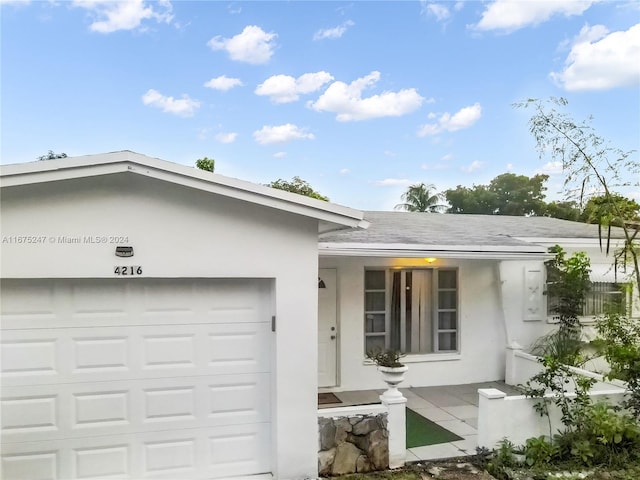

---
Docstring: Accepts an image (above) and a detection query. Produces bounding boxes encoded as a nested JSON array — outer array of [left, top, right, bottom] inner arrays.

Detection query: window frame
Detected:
[[364, 267, 459, 355], [545, 277, 631, 324]]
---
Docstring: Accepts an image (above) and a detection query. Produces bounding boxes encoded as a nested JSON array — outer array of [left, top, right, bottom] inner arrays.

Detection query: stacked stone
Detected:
[[318, 413, 389, 476]]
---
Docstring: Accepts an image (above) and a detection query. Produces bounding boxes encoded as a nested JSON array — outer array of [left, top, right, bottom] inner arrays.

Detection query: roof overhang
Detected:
[[319, 242, 550, 260], [516, 237, 626, 249], [0, 151, 368, 234]]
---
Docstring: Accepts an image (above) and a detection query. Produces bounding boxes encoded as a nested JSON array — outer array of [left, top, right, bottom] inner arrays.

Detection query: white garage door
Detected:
[[1, 278, 273, 480]]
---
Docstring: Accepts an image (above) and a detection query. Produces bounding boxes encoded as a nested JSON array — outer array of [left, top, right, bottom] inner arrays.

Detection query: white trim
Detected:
[[0, 151, 367, 233], [320, 244, 549, 260]]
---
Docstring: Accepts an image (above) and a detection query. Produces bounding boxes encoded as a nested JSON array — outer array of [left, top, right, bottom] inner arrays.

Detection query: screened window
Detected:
[[364, 269, 458, 354], [546, 281, 628, 318]]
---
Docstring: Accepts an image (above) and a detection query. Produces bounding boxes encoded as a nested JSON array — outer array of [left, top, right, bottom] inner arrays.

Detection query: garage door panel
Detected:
[[2, 373, 270, 443], [2, 324, 270, 387], [1, 449, 59, 480], [0, 279, 271, 330], [1, 424, 271, 480]]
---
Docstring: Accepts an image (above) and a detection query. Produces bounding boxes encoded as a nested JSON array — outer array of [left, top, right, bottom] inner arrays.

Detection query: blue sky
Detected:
[[2, 0, 639, 210]]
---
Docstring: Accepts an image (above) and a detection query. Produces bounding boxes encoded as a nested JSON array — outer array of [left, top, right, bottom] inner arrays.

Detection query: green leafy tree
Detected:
[[445, 173, 548, 216], [581, 194, 640, 226], [543, 201, 582, 221], [268, 176, 329, 201], [37, 150, 67, 161], [195, 157, 215, 172], [489, 173, 549, 216], [517, 97, 640, 287], [580, 195, 640, 254], [445, 184, 497, 214], [395, 183, 444, 212]]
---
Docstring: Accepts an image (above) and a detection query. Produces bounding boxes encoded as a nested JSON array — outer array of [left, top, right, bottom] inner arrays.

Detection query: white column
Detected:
[[477, 388, 507, 450], [380, 389, 407, 469], [505, 341, 524, 386]]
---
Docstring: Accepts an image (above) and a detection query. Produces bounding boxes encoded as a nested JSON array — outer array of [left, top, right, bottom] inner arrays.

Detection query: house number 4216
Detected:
[[114, 266, 143, 276]]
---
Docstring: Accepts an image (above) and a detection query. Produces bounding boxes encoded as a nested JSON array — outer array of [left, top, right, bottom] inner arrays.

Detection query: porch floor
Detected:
[[319, 381, 522, 462]]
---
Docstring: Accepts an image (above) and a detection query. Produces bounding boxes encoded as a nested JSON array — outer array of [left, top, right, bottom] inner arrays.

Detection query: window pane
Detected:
[[438, 290, 456, 309], [439, 270, 457, 289], [438, 332, 457, 351], [365, 335, 385, 353], [365, 313, 386, 333], [583, 282, 626, 316], [365, 291, 386, 311], [365, 270, 385, 290], [438, 311, 457, 330]]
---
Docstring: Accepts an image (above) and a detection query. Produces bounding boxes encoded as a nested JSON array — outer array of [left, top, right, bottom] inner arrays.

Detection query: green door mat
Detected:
[[406, 408, 464, 448]]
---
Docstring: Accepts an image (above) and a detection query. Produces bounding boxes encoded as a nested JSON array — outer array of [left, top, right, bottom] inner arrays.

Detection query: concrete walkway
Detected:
[[320, 381, 521, 462]]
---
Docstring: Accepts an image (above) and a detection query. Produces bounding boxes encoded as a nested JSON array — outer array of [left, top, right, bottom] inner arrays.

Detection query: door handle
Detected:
[[330, 335, 336, 340]]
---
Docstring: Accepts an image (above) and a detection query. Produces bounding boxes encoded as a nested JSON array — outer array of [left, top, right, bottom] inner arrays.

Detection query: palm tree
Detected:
[[395, 183, 445, 212]]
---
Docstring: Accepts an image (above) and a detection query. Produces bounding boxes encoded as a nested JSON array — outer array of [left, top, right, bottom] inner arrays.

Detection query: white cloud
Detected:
[[255, 71, 333, 103], [474, 0, 595, 33], [309, 71, 424, 122], [207, 25, 277, 64], [141, 89, 200, 117], [204, 75, 243, 91], [422, 1, 450, 22], [253, 124, 315, 145], [215, 132, 237, 143], [537, 161, 564, 175], [273, 151, 287, 158], [551, 23, 640, 91], [417, 103, 482, 136], [72, 0, 173, 33], [460, 160, 483, 173], [384, 150, 397, 157], [506, 163, 514, 172], [373, 178, 413, 187], [313, 20, 354, 40], [441, 153, 454, 161], [339, 168, 350, 174]]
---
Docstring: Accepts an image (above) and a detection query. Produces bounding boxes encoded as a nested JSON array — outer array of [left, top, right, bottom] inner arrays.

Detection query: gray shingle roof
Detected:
[[320, 211, 627, 248]]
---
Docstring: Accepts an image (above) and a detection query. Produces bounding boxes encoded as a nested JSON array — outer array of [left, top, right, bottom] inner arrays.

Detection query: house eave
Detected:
[[319, 242, 550, 260]]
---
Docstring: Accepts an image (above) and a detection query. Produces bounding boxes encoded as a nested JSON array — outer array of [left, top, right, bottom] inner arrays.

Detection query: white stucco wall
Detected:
[[318, 256, 535, 391], [1, 173, 320, 479]]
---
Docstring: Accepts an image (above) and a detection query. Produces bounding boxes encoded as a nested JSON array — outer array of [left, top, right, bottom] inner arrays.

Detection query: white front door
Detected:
[[318, 268, 337, 387]]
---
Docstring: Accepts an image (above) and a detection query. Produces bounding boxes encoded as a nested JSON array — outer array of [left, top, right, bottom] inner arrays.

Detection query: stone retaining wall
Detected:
[[318, 413, 388, 476]]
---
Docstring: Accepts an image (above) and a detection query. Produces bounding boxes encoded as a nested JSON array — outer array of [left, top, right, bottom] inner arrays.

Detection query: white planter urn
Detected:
[[378, 365, 408, 399]]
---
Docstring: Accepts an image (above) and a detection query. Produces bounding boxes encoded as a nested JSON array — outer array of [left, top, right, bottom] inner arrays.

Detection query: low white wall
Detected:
[[484, 346, 629, 449], [477, 387, 627, 449], [505, 345, 627, 392]]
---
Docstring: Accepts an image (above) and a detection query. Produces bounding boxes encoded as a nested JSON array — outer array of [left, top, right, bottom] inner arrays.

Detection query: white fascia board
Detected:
[[319, 243, 549, 260], [0, 152, 367, 230]]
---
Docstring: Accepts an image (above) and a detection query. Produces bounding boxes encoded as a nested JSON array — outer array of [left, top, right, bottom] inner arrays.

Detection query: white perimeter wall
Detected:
[[1, 173, 320, 479], [319, 256, 546, 391]]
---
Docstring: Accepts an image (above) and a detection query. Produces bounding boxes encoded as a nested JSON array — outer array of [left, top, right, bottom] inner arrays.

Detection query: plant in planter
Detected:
[[366, 348, 408, 397]]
